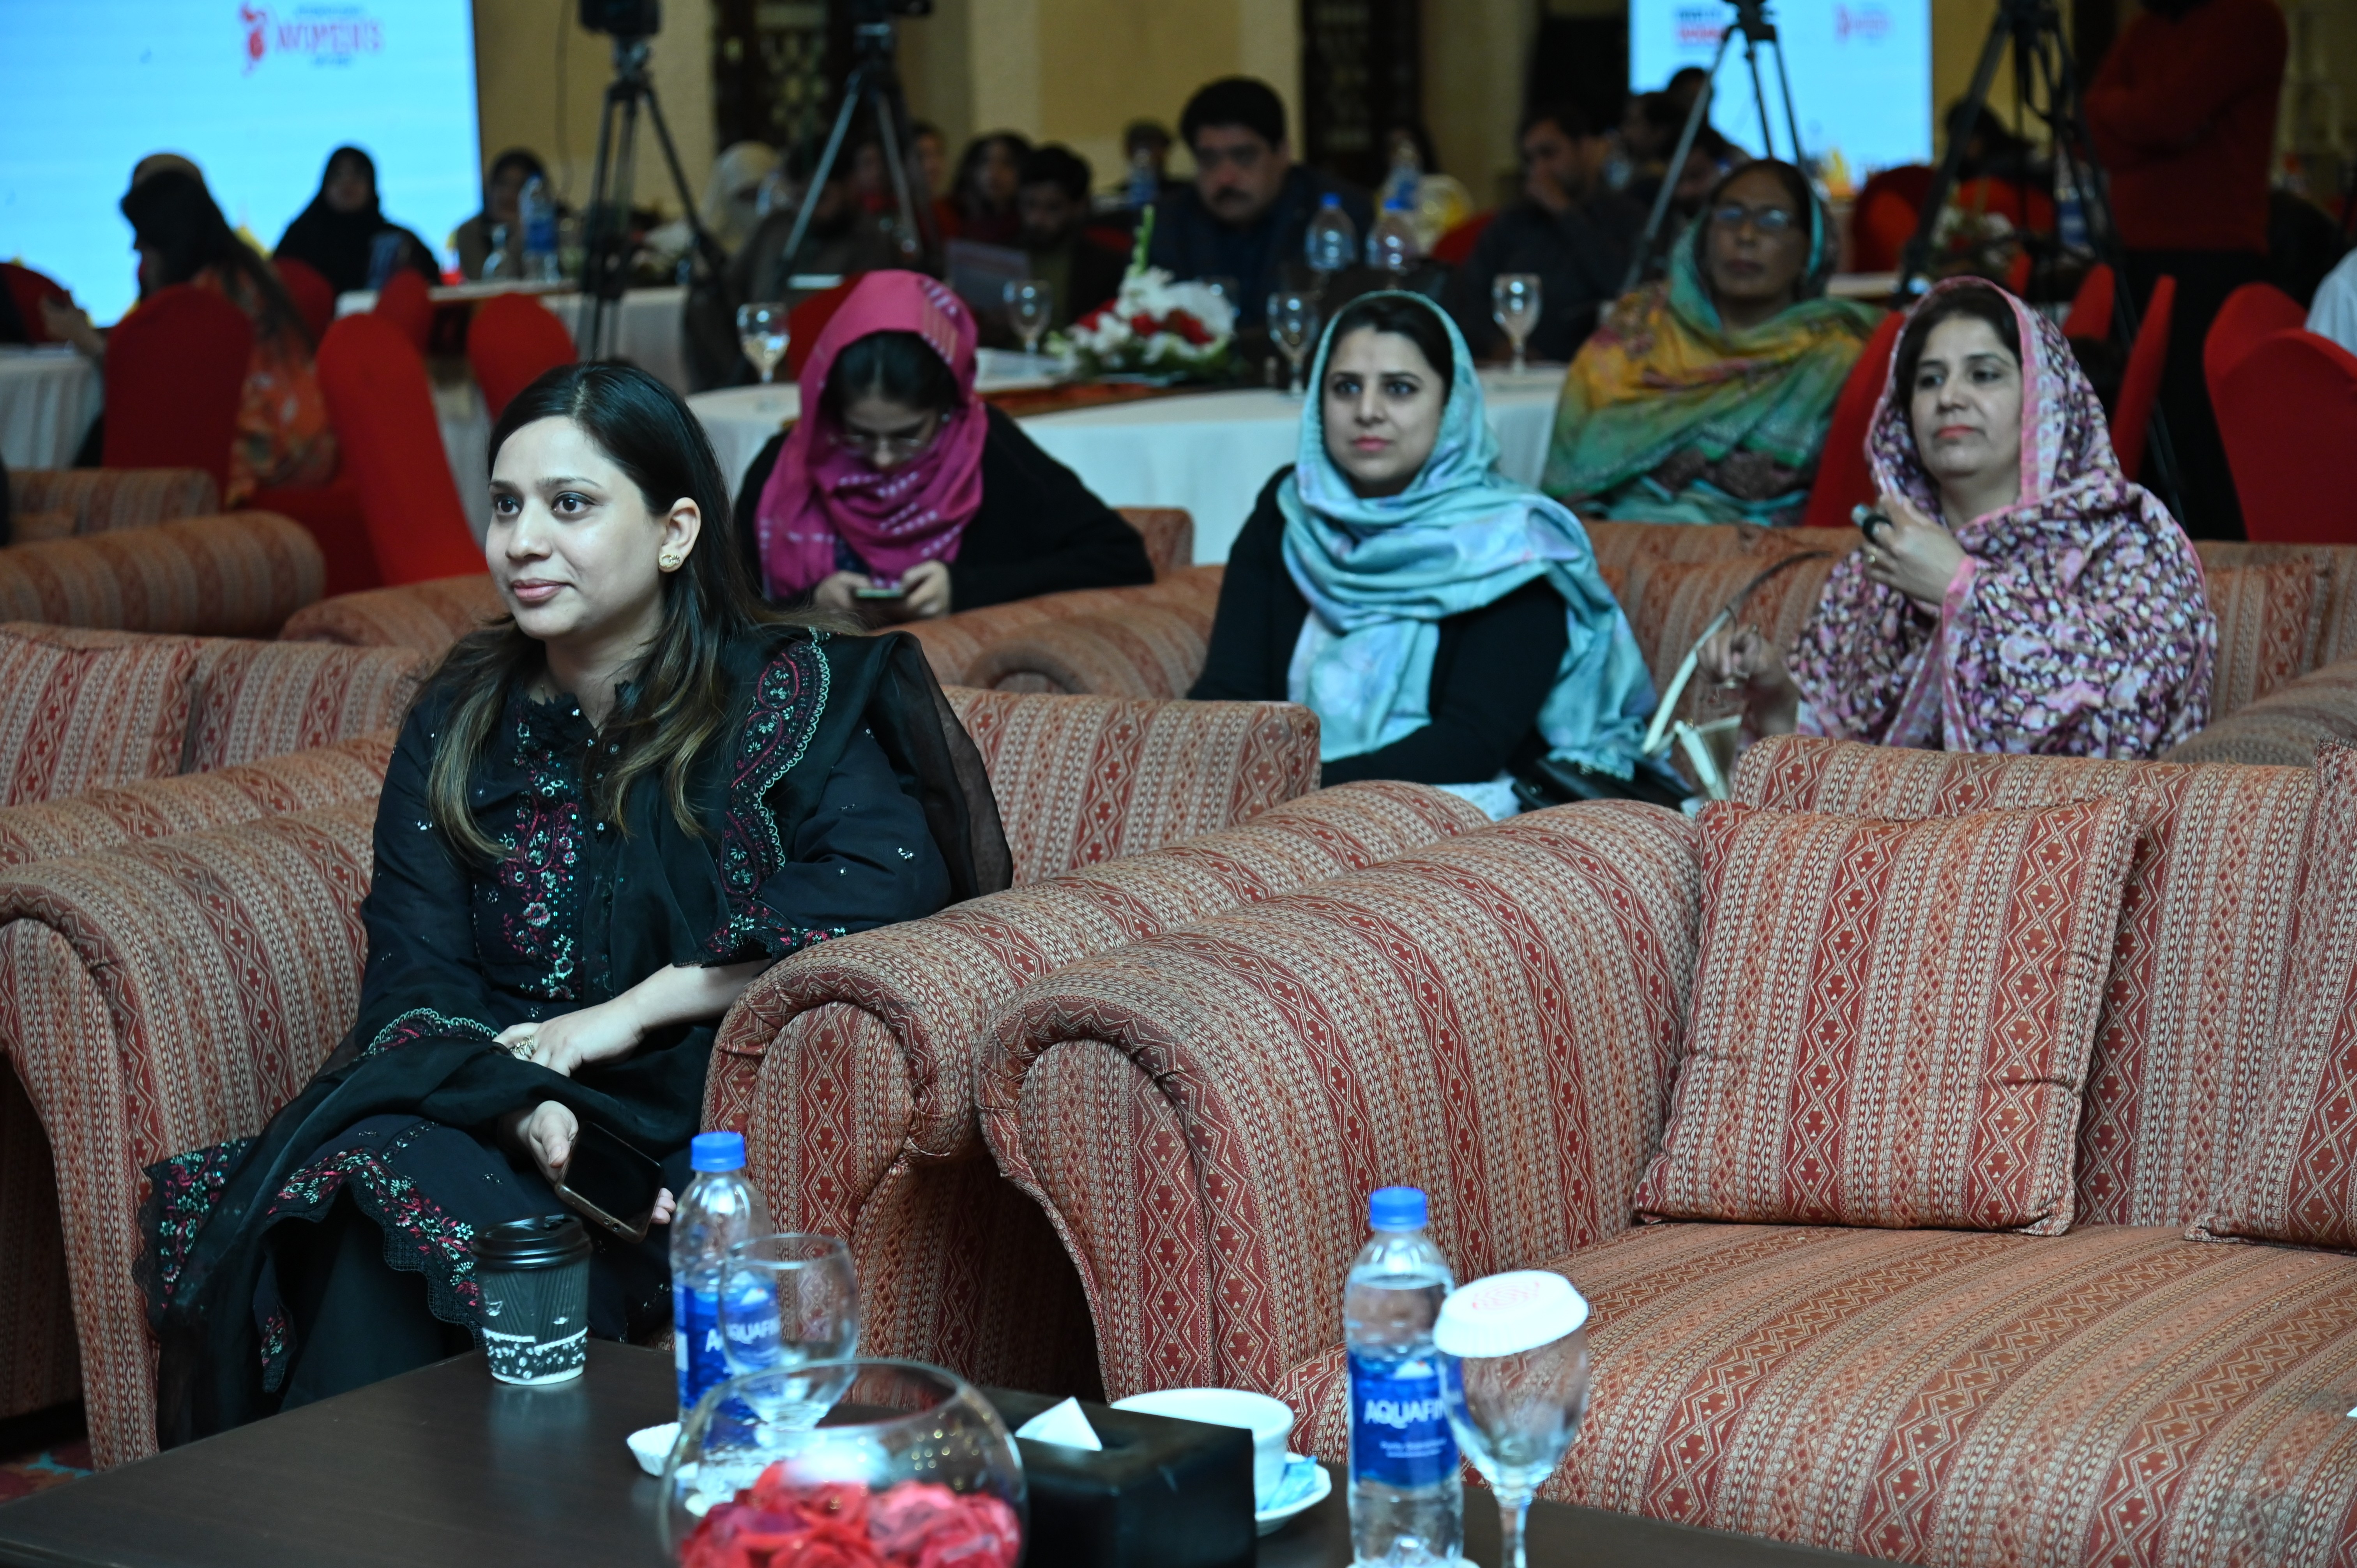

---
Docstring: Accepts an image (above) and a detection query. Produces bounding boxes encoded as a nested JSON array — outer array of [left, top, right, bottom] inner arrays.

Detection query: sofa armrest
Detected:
[[6, 469, 221, 534], [903, 569, 1225, 690], [0, 513, 322, 637], [2159, 655, 2357, 766], [963, 607, 1208, 699], [979, 801, 1701, 1399], [276, 573, 501, 654], [1116, 507, 1193, 577]]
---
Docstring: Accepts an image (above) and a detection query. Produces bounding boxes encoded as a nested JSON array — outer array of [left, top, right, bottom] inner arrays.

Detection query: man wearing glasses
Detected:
[[1147, 76, 1371, 327]]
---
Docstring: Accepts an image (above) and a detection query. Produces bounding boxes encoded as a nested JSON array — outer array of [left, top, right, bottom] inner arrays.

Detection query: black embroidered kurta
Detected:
[[139, 626, 1005, 1446]]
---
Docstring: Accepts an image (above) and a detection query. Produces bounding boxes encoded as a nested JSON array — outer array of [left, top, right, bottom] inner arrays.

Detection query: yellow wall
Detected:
[[472, 0, 714, 221]]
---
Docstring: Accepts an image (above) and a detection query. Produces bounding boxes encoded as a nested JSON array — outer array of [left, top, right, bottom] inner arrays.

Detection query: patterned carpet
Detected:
[[0, 1440, 90, 1503]]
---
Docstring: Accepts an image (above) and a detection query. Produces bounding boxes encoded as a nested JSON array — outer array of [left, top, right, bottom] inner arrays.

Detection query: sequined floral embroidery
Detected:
[[706, 636, 832, 959], [484, 702, 588, 999], [363, 1007, 499, 1058], [143, 1140, 255, 1307]]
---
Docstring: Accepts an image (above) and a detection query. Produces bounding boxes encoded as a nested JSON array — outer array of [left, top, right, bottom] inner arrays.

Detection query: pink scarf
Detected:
[[753, 270, 987, 599], [1786, 277, 2215, 759]]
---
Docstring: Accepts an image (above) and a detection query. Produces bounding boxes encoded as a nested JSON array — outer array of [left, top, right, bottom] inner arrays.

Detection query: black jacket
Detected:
[[1445, 192, 1647, 364], [1189, 470, 1571, 785], [1146, 166, 1373, 326], [733, 405, 1154, 611]]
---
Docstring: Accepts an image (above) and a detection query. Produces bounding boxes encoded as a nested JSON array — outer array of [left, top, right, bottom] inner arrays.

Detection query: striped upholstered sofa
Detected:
[[0, 512, 324, 636], [979, 735, 2357, 1566], [0, 685, 1326, 1468], [5, 468, 221, 543]]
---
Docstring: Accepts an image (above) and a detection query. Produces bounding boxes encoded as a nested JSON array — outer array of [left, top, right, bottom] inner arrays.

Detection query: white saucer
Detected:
[[1256, 1453, 1331, 1534]]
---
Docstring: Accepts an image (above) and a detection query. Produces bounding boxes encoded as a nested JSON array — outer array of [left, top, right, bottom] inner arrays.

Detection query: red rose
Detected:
[[869, 1484, 1021, 1568], [1130, 313, 1159, 337]]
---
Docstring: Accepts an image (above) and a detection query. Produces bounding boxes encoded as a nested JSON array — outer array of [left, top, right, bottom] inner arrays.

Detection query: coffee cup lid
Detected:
[[470, 1214, 592, 1270], [1433, 1270, 1588, 1360]]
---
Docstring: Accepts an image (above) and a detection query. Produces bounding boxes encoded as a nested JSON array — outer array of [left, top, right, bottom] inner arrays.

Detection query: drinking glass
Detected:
[[1438, 1273, 1591, 1568], [1268, 291, 1319, 398], [1491, 273, 1543, 375], [736, 302, 790, 386], [1004, 279, 1052, 358], [716, 1233, 860, 1429]]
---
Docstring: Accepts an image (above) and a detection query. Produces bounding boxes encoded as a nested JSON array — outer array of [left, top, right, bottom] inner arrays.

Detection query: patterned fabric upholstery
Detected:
[[1624, 553, 1841, 730], [2198, 742, 2357, 1250], [7, 469, 222, 535], [1637, 797, 2140, 1234], [0, 512, 322, 636], [1281, 1223, 2357, 1568], [942, 686, 1320, 885], [1733, 736, 2313, 1230], [276, 572, 502, 653], [183, 640, 420, 770], [2162, 655, 2357, 767], [0, 627, 197, 805], [705, 782, 1489, 1395], [963, 607, 1210, 700], [2196, 539, 2357, 669], [0, 733, 390, 871], [1118, 507, 1194, 578], [905, 569, 1225, 694], [982, 802, 1701, 1399], [0, 803, 376, 1467], [2203, 560, 2323, 717]]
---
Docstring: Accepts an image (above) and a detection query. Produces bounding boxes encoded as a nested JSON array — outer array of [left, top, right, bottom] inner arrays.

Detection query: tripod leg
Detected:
[[581, 82, 625, 357], [1621, 26, 1739, 294], [1743, 35, 1776, 161], [869, 81, 926, 263], [641, 83, 730, 280], [1899, 13, 2015, 291], [1769, 36, 1806, 170], [588, 91, 644, 360], [773, 75, 868, 298]]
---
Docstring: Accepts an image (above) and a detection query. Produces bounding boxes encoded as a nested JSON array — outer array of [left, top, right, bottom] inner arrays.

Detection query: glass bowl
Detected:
[[659, 1358, 1025, 1567]]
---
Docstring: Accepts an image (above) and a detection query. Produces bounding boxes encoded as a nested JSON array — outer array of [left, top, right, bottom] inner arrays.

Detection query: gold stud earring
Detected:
[[659, 551, 682, 571]]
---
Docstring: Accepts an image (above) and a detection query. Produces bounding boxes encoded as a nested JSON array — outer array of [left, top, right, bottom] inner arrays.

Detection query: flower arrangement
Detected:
[[678, 1472, 1021, 1568], [1050, 207, 1236, 381]]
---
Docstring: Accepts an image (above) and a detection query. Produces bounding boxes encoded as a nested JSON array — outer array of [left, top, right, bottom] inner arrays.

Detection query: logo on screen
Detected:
[[239, 4, 386, 73], [1834, 5, 1892, 42], [1674, 7, 1721, 48]]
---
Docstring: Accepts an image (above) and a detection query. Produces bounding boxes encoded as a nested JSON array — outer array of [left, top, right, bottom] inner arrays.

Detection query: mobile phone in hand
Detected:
[[852, 584, 907, 599], [553, 1121, 666, 1242]]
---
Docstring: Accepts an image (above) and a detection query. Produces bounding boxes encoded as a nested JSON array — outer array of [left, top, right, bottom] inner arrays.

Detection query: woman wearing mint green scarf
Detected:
[[1191, 292, 1659, 813]]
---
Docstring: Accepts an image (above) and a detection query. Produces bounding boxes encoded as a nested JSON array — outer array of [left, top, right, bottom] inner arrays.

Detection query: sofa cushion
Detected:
[[0, 627, 197, 805], [1281, 1222, 2357, 1567], [2205, 558, 2322, 719], [1636, 796, 2140, 1234], [2198, 740, 2357, 1250]]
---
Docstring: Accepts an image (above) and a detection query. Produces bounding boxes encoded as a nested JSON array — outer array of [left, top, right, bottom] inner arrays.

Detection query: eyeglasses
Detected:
[[836, 419, 938, 461], [1711, 203, 1799, 235]]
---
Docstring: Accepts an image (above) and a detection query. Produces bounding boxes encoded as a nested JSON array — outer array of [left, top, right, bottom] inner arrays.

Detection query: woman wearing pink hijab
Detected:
[[739, 270, 1150, 622]]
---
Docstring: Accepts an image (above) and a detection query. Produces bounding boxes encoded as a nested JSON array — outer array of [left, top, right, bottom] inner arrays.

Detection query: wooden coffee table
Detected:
[[0, 1344, 1874, 1566]]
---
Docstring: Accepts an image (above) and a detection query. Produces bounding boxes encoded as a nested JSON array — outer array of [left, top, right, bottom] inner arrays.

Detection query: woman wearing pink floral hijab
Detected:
[[1705, 277, 2214, 758]]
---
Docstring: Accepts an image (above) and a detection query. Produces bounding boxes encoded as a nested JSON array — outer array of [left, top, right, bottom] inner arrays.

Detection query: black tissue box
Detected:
[[982, 1388, 1257, 1568]]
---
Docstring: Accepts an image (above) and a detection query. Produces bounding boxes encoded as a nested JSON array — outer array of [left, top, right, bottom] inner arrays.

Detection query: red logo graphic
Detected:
[[1835, 5, 1892, 43], [238, 4, 385, 72]]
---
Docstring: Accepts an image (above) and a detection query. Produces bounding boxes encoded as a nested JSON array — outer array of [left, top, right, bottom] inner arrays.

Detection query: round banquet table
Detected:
[[0, 346, 104, 471], [687, 364, 1566, 565]]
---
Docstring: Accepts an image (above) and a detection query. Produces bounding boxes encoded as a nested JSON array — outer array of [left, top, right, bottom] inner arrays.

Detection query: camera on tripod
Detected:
[[580, 0, 660, 40]]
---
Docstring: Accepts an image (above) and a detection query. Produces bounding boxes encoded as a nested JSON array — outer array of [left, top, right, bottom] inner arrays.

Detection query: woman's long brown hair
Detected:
[[423, 362, 831, 863]]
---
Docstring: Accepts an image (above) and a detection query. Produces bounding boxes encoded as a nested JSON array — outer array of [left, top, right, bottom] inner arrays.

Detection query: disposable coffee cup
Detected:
[[472, 1215, 592, 1385]]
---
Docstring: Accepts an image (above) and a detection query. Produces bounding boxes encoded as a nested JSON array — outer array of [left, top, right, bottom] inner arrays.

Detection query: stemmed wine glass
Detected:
[[1491, 274, 1542, 375], [1004, 279, 1052, 360], [1436, 1271, 1592, 1568], [736, 302, 790, 389], [1268, 291, 1319, 398], [716, 1233, 860, 1429]]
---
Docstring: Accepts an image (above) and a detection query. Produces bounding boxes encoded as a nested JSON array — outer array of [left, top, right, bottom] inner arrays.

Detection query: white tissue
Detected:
[[628, 1420, 681, 1476], [1014, 1395, 1103, 1451]]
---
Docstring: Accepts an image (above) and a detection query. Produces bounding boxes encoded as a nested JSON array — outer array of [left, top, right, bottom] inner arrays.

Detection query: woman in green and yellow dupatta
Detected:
[[1542, 159, 1884, 527]]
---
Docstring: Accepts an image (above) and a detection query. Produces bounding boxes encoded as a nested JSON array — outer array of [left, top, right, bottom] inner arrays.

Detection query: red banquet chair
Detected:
[[373, 268, 434, 354], [1799, 308, 1906, 531], [468, 292, 578, 421], [2062, 263, 2114, 341], [2204, 281, 2308, 407], [101, 282, 252, 496], [2110, 274, 2173, 482], [783, 277, 866, 381], [315, 313, 482, 584], [2215, 329, 2357, 545], [1848, 165, 1935, 274], [1429, 211, 1496, 268], [273, 256, 337, 345], [2, 262, 72, 344]]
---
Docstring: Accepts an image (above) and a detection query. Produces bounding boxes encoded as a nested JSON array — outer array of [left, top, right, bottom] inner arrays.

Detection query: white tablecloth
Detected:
[[687, 366, 1566, 565], [0, 347, 103, 471], [336, 283, 693, 396]]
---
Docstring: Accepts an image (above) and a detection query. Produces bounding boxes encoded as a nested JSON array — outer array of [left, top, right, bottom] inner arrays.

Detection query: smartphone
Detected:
[[853, 584, 907, 599], [553, 1122, 666, 1242]]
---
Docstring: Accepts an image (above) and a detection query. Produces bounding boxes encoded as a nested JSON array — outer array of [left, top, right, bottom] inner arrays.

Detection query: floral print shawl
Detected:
[[1786, 278, 2215, 759]]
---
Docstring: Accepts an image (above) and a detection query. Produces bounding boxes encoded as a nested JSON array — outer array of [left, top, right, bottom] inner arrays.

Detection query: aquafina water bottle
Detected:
[[521, 175, 560, 282], [670, 1130, 770, 1419], [1306, 192, 1358, 285], [1345, 1185, 1462, 1565]]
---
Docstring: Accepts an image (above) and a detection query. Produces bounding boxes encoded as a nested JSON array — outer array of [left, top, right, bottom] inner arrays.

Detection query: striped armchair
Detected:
[[0, 512, 322, 636], [6, 468, 221, 543]]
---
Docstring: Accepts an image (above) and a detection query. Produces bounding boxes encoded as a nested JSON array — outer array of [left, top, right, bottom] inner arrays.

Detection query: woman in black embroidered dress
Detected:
[[139, 364, 1007, 1445]]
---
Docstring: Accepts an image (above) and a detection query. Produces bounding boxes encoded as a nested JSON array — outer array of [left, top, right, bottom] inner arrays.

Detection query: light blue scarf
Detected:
[[1278, 293, 1657, 777]]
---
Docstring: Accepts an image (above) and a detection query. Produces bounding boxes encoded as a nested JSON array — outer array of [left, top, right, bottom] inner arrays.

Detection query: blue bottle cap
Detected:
[[690, 1131, 746, 1172], [1368, 1185, 1428, 1231], [1320, 191, 1342, 206]]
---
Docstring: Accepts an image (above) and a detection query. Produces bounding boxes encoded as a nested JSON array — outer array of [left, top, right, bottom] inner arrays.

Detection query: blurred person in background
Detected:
[[1123, 119, 1182, 203], [648, 141, 776, 274], [123, 171, 338, 502], [1545, 160, 1879, 526], [274, 146, 441, 296], [1447, 103, 1645, 363], [730, 139, 903, 305], [951, 132, 1032, 247], [453, 148, 549, 281], [1147, 77, 1371, 327], [2086, 0, 2286, 537], [1017, 145, 1127, 330]]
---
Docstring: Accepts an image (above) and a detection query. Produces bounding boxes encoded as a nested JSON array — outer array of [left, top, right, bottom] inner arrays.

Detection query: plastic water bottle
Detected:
[[671, 1130, 770, 1420], [1345, 1186, 1462, 1566], [2056, 161, 2089, 254], [521, 175, 560, 282], [1128, 147, 1159, 210], [1306, 192, 1357, 283], [1368, 195, 1420, 273]]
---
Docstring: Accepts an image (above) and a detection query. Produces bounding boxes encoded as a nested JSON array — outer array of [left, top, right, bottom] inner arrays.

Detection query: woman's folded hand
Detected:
[[496, 995, 645, 1078]]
